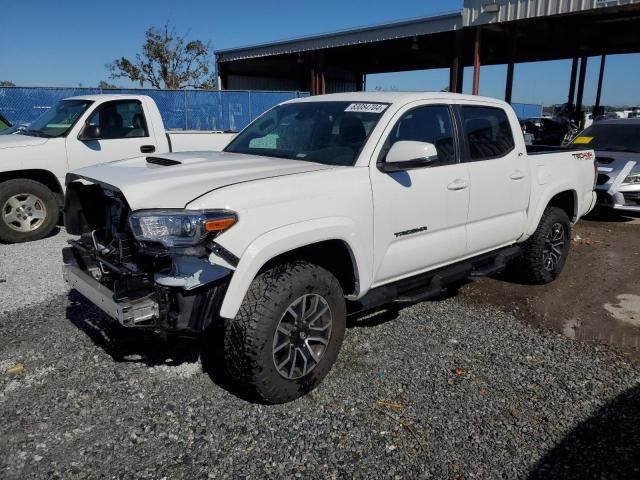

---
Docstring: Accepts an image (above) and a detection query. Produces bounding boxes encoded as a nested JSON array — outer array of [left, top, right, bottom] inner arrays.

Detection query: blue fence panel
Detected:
[[0, 87, 305, 132], [511, 102, 543, 120], [114, 89, 188, 131], [249, 91, 301, 122], [0, 87, 101, 126]]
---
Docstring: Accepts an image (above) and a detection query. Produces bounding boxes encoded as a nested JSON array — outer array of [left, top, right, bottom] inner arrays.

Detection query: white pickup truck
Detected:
[[0, 94, 235, 243], [62, 92, 597, 403]]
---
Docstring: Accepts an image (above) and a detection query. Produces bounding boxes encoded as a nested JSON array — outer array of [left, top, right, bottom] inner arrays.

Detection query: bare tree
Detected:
[[108, 24, 216, 89], [98, 80, 118, 89]]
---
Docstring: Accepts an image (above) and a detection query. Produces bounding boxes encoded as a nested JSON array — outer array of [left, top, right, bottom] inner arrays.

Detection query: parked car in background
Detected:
[[63, 92, 597, 404], [574, 118, 640, 212], [0, 113, 11, 133], [0, 94, 236, 243], [522, 116, 576, 146]]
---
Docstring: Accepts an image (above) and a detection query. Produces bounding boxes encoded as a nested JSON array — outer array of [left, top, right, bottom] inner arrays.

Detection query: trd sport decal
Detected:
[[572, 151, 594, 160], [394, 226, 428, 238]]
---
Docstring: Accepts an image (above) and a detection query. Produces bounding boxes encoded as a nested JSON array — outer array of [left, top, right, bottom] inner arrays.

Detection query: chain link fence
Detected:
[[0, 87, 309, 132]]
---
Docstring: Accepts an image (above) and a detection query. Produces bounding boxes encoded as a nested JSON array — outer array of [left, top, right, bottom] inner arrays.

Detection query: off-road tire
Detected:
[[0, 179, 59, 243], [518, 206, 571, 284], [224, 261, 346, 404]]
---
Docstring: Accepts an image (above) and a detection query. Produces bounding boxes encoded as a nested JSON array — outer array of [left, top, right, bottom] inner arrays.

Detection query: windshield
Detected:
[[573, 123, 640, 153], [21, 100, 93, 138], [224, 101, 389, 166]]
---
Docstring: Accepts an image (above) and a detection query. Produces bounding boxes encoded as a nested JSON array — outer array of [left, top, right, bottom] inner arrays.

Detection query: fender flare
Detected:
[[218, 217, 369, 319], [524, 183, 578, 238]]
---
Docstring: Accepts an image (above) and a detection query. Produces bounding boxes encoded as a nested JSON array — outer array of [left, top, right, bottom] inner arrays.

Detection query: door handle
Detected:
[[510, 171, 526, 180], [447, 179, 469, 191], [140, 145, 156, 153]]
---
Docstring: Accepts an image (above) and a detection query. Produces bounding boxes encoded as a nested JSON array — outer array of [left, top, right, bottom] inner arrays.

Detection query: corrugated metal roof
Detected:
[[216, 12, 462, 63], [463, 0, 640, 26]]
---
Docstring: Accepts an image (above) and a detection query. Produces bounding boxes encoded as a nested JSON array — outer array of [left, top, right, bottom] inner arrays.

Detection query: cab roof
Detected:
[[61, 94, 152, 102], [289, 91, 510, 107]]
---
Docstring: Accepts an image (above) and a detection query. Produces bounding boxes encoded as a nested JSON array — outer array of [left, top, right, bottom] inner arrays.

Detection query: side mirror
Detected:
[[378, 140, 439, 173], [79, 124, 101, 141]]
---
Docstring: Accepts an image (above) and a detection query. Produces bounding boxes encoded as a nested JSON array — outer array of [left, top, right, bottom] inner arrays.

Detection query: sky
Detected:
[[0, 0, 638, 106]]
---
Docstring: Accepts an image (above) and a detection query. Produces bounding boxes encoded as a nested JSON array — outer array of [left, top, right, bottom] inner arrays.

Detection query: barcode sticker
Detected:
[[344, 103, 388, 114]]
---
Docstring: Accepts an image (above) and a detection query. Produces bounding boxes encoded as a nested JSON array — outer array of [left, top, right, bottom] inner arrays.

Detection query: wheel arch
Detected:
[[525, 187, 578, 238], [547, 190, 577, 222], [0, 169, 64, 204], [217, 218, 369, 319]]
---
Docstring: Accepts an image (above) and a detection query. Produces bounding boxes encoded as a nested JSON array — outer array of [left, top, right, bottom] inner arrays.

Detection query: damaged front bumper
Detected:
[[63, 262, 159, 326], [62, 243, 232, 331]]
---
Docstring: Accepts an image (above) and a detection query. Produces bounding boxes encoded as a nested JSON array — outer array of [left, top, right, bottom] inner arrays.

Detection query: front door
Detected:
[[66, 99, 158, 171], [370, 103, 470, 286]]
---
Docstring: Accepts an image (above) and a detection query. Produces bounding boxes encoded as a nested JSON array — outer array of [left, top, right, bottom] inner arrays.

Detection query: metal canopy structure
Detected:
[[216, 0, 640, 120]]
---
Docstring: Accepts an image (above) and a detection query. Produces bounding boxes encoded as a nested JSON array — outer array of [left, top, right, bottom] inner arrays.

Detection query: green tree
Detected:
[[0, 81, 16, 87], [108, 24, 216, 89]]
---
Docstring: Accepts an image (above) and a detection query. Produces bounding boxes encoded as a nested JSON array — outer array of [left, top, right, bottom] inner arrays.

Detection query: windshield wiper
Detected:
[[21, 129, 53, 138]]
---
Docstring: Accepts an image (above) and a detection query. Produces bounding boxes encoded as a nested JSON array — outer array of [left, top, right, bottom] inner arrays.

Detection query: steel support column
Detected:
[[505, 29, 517, 104], [472, 28, 482, 96], [575, 56, 588, 127], [310, 52, 327, 95], [594, 54, 607, 113], [505, 63, 515, 104], [568, 57, 579, 106], [450, 30, 464, 93]]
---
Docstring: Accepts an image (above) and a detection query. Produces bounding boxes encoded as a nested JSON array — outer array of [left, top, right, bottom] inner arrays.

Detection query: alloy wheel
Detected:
[[542, 222, 566, 272], [272, 294, 333, 380]]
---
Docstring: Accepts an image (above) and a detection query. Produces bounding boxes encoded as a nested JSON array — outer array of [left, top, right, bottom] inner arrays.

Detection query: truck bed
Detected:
[[526, 145, 588, 155]]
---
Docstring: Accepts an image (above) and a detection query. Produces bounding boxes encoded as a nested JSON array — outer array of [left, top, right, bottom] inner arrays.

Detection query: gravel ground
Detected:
[[1, 285, 639, 479], [1, 232, 639, 479], [0, 230, 71, 313]]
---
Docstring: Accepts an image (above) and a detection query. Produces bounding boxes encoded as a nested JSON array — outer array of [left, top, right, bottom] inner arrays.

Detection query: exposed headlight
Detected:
[[129, 209, 237, 247], [623, 173, 640, 184]]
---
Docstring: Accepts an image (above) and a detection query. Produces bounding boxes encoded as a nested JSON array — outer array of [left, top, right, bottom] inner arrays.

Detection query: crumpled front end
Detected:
[[62, 176, 234, 332]]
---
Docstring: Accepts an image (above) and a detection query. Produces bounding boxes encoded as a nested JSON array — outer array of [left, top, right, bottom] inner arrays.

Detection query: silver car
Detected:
[[573, 119, 640, 212]]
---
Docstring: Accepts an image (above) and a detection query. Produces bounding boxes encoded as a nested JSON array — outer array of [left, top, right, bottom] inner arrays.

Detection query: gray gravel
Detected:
[[0, 231, 71, 313], [1, 285, 639, 479]]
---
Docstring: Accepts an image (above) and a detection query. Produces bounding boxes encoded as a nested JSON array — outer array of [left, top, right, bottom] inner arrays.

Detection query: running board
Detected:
[[348, 245, 521, 315], [468, 246, 521, 277]]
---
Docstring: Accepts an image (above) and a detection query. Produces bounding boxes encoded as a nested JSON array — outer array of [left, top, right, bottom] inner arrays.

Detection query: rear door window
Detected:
[[461, 106, 515, 160]]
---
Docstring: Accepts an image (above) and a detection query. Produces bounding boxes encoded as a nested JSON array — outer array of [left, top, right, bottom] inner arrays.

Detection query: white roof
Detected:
[[290, 91, 509, 107], [62, 94, 152, 102]]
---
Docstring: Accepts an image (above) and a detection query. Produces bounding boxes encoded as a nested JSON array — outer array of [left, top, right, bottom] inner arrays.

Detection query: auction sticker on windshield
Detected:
[[345, 103, 388, 114]]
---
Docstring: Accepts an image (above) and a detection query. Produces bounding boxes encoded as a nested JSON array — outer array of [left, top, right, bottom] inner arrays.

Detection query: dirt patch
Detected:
[[461, 209, 640, 360]]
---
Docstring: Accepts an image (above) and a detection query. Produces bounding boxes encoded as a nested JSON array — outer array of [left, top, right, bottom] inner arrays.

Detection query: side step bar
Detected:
[[349, 245, 521, 315]]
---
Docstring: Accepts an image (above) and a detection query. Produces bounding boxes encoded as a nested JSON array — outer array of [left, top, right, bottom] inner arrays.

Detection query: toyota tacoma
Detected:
[[62, 92, 597, 403]]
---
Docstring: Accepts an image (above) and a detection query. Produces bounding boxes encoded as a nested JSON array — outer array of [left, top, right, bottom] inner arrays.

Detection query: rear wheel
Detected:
[[518, 206, 571, 284], [0, 179, 59, 243], [223, 261, 346, 404]]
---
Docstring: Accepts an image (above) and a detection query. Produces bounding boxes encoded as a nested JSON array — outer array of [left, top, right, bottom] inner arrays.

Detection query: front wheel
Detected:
[[224, 261, 346, 404], [0, 179, 59, 243], [518, 206, 571, 284]]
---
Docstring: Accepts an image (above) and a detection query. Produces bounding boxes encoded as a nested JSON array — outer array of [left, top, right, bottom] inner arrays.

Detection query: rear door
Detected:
[[66, 100, 158, 171], [370, 102, 470, 286], [457, 104, 530, 255]]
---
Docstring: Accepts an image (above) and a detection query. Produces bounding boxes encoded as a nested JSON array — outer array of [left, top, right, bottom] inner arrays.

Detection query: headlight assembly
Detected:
[[623, 173, 640, 185], [129, 209, 237, 247]]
